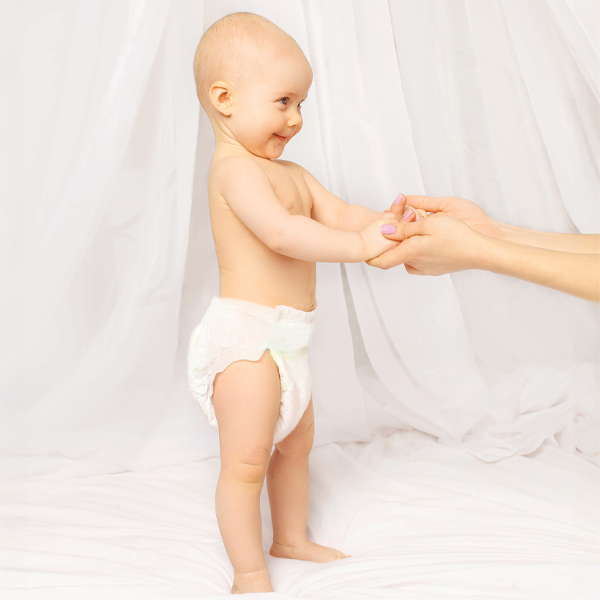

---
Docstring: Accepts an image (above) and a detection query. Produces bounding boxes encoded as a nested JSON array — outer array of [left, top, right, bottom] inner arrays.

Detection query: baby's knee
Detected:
[[221, 447, 271, 485]]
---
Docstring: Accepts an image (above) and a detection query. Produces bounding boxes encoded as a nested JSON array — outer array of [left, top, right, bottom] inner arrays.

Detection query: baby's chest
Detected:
[[269, 171, 312, 217]]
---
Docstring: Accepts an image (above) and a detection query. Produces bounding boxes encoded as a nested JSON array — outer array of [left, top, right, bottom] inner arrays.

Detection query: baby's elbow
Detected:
[[265, 228, 286, 254]]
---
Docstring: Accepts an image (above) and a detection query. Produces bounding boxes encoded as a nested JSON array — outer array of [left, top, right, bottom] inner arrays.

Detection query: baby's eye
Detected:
[[278, 97, 289, 105]]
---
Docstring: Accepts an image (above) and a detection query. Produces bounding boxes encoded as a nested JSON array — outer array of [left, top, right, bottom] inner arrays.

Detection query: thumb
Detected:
[[388, 192, 407, 218], [380, 217, 426, 241]]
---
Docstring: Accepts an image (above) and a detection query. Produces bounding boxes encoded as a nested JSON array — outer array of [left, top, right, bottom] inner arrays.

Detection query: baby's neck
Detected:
[[212, 139, 272, 165]]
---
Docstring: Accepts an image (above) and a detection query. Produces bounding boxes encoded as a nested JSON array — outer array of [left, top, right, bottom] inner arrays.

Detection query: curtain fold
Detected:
[[1, 0, 598, 476]]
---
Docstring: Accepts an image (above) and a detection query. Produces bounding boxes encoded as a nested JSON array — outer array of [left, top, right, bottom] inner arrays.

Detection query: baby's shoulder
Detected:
[[270, 160, 309, 189], [211, 154, 260, 177], [210, 156, 306, 191], [272, 159, 304, 175], [209, 155, 268, 190]]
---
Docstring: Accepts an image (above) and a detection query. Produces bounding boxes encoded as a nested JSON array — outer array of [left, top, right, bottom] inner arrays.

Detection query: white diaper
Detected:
[[186, 297, 316, 444]]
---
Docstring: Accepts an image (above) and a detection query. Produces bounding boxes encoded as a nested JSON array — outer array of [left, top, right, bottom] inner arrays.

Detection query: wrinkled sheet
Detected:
[[2, 431, 598, 599]]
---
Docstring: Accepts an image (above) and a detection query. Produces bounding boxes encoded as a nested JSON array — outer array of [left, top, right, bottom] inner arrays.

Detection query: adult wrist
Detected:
[[470, 231, 498, 271], [497, 222, 519, 243]]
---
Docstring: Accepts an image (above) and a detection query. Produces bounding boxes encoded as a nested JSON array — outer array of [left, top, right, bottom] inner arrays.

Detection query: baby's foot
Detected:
[[270, 539, 351, 562], [231, 568, 273, 594]]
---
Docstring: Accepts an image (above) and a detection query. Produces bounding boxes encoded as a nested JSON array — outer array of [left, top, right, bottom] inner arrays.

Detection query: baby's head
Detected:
[[193, 12, 313, 159]]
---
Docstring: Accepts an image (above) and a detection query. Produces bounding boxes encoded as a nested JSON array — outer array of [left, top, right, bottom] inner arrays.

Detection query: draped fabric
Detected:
[[1, 0, 598, 479]]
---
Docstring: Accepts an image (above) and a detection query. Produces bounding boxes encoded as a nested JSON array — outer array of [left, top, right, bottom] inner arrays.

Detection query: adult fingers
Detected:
[[388, 192, 407, 218], [379, 217, 427, 241], [404, 264, 422, 275], [403, 206, 417, 222], [366, 244, 413, 270], [405, 194, 448, 214]]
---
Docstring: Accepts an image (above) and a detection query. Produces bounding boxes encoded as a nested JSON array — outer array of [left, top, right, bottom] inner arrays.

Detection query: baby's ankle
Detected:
[[232, 567, 273, 594], [272, 533, 308, 548]]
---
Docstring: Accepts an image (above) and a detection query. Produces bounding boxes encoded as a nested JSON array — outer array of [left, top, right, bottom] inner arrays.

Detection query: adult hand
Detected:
[[368, 203, 600, 302], [366, 213, 486, 274], [388, 194, 502, 240], [369, 192, 599, 301]]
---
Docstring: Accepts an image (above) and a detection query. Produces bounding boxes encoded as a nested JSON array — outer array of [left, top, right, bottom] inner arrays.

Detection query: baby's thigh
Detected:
[[275, 397, 315, 457], [213, 350, 281, 466]]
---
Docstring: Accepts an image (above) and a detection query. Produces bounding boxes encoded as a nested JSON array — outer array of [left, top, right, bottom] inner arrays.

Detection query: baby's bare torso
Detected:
[[209, 152, 316, 312]]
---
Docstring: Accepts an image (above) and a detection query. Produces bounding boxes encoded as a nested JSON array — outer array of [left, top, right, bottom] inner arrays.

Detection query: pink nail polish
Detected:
[[380, 224, 395, 234], [403, 209, 413, 220], [417, 216, 424, 221], [394, 193, 404, 205]]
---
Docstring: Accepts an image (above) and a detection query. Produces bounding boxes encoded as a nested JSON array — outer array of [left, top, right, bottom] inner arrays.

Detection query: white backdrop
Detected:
[[1, 0, 598, 478]]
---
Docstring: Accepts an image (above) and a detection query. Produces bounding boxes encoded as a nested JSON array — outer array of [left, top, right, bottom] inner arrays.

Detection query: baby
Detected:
[[187, 12, 422, 594]]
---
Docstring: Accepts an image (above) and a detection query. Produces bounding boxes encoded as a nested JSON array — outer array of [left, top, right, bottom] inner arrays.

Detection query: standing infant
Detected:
[[187, 11, 421, 594]]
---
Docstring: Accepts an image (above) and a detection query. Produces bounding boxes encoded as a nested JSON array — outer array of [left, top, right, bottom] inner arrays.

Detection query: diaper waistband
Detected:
[[214, 296, 316, 321], [203, 296, 316, 352]]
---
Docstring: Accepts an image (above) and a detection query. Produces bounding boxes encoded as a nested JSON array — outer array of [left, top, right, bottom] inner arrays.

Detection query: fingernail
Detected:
[[417, 216, 423, 221], [394, 193, 405, 205], [380, 224, 395, 234], [403, 209, 413, 220]]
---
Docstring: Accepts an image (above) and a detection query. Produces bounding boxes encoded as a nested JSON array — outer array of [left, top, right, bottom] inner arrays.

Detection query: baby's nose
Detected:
[[288, 112, 302, 128]]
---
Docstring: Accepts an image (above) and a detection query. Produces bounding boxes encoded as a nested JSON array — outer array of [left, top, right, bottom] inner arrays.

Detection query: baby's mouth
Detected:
[[273, 134, 287, 142]]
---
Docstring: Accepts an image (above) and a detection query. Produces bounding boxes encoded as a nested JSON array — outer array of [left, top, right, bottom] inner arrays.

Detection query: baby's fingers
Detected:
[[414, 208, 427, 221]]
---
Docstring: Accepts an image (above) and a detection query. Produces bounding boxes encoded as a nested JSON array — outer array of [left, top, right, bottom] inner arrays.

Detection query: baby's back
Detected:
[[208, 153, 317, 312]]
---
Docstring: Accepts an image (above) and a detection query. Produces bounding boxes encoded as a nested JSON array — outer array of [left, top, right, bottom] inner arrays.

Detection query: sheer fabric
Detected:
[[1, 0, 598, 477]]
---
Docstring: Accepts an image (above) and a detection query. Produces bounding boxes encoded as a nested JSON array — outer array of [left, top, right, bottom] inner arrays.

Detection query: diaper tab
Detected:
[[266, 304, 316, 352]]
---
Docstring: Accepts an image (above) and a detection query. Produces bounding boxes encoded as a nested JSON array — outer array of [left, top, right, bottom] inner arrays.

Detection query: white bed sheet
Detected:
[[2, 430, 598, 599]]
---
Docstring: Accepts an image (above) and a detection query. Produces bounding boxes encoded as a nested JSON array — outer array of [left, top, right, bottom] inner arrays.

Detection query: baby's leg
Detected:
[[212, 350, 281, 594], [267, 397, 351, 562]]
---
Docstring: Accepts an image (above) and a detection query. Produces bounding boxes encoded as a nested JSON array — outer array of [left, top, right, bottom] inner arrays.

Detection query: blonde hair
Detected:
[[193, 12, 298, 110]]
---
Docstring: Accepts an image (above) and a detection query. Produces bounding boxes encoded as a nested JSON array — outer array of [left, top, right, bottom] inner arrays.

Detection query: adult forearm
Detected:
[[270, 214, 365, 262], [481, 237, 600, 302], [500, 224, 600, 255]]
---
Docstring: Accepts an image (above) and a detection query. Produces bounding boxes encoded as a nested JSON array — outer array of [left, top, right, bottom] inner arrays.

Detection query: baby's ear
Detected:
[[210, 81, 233, 116]]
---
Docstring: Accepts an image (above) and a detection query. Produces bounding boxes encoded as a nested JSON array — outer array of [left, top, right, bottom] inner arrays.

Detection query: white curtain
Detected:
[[2, 0, 598, 478]]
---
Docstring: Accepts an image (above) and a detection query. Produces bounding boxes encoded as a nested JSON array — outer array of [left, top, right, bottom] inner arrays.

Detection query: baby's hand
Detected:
[[389, 192, 427, 222], [359, 215, 400, 261]]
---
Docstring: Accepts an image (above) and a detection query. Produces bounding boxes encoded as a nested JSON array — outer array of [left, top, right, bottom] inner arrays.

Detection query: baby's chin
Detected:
[[250, 147, 285, 160], [235, 138, 286, 160]]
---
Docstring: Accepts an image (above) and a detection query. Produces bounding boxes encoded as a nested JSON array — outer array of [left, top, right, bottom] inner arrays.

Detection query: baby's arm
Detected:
[[217, 157, 397, 262], [300, 167, 423, 231]]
